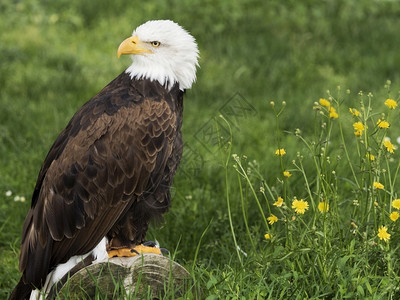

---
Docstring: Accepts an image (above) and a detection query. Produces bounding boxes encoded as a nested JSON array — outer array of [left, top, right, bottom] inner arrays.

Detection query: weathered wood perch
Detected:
[[46, 254, 192, 299]]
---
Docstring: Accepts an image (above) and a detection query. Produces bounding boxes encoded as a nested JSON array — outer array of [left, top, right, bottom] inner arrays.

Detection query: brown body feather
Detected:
[[10, 71, 184, 299]]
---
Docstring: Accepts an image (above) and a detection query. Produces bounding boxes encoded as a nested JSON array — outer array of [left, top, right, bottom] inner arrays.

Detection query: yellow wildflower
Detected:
[[273, 196, 284, 207], [275, 148, 286, 156], [349, 108, 360, 116], [292, 199, 309, 214], [319, 98, 331, 107], [353, 122, 365, 131], [392, 199, 400, 209], [283, 171, 292, 178], [329, 107, 339, 119], [385, 98, 397, 109], [264, 233, 272, 239], [384, 140, 395, 153], [377, 119, 390, 129], [366, 153, 375, 161], [353, 122, 365, 136], [318, 202, 329, 213], [354, 130, 363, 137], [373, 182, 384, 190], [377, 226, 391, 242], [390, 211, 399, 222], [267, 214, 278, 225]]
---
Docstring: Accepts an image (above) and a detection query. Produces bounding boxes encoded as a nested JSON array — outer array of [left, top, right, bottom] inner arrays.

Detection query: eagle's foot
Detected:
[[143, 240, 169, 255], [108, 241, 168, 258]]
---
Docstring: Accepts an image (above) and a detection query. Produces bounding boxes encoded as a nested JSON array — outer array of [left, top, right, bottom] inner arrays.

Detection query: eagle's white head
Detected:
[[117, 20, 199, 91]]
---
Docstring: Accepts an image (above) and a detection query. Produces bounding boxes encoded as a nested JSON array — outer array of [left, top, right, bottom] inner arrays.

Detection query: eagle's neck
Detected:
[[125, 54, 197, 92], [125, 55, 178, 91]]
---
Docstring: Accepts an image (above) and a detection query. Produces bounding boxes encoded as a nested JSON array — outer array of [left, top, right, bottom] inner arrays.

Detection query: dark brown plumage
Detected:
[[10, 72, 184, 299]]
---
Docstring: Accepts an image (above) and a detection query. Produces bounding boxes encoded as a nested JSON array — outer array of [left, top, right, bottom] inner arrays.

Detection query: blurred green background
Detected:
[[1, 0, 400, 298]]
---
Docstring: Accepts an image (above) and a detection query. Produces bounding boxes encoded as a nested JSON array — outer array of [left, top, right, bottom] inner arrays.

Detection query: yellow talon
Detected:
[[108, 244, 162, 258]]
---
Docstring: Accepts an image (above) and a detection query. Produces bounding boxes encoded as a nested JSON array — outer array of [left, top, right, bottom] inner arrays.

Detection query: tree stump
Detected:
[[47, 254, 192, 299]]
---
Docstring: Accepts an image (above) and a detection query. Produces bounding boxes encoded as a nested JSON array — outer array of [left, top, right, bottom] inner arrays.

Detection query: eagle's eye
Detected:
[[150, 41, 161, 47]]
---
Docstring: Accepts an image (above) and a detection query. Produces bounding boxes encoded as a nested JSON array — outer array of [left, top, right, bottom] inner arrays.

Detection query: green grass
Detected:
[[2, 0, 400, 298]]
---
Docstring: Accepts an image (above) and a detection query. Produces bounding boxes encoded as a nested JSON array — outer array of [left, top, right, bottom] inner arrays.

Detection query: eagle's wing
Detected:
[[19, 76, 180, 287]]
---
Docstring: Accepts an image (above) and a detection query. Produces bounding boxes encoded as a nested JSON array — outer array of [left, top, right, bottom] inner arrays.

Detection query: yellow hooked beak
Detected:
[[117, 35, 152, 58]]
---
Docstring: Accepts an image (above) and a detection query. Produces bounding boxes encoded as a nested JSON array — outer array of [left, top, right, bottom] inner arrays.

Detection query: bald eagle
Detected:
[[10, 20, 199, 300]]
